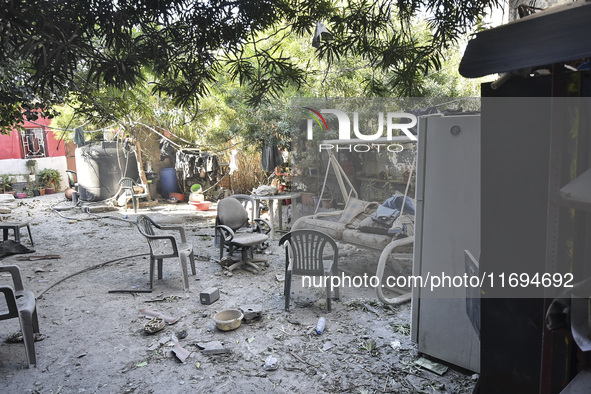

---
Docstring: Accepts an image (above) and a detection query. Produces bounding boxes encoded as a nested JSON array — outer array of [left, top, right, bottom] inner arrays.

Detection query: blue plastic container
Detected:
[[160, 168, 180, 198]]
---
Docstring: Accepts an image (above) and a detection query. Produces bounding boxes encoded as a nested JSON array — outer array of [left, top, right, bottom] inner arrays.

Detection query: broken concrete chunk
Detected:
[[414, 357, 449, 376], [199, 287, 219, 305], [0, 194, 16, 202], [240, 304, 262, 323], [171, 343, 191, 362], [263, 355, 278, 371], [85, 205, 118, 213], [139, 308, 179, 324], [196, 341, 230, 355]]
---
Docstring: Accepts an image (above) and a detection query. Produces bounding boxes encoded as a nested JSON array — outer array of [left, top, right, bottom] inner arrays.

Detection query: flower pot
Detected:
[[16, 192, 28, 199], [301, 192, 314, 206], [45, 187, 54, 195], [32, 189, 40, 197], [40, 188, 45, 196], [321, 198, 334, 208]]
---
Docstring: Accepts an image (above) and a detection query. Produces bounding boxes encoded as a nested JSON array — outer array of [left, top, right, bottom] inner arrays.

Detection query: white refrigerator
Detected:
[[411, 114, 481, 372]]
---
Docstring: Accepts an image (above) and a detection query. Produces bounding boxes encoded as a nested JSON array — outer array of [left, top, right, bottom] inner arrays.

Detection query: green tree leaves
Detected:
[[0, 0, 497, 134]]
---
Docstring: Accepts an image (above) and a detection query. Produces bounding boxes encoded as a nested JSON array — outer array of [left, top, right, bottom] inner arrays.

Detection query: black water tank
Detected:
[[75, 141, 139, 201]]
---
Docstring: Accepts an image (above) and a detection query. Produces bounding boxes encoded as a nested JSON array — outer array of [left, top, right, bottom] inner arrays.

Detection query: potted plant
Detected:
[[25, 159, 37, 175], [37, 169, 61, 194], [1, 174, 13, 194]]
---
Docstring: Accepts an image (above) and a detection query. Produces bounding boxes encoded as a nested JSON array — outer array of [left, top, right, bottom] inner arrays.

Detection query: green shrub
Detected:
[[37, 169, 62, 190]]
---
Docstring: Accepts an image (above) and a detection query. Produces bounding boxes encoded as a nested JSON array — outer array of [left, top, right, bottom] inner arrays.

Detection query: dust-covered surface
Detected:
[[0, 194, 476, 393]]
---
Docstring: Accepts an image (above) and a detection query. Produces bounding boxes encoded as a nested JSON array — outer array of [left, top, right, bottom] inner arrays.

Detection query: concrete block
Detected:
[[197, 341, 230, 355], [200, 287, 220, 305]]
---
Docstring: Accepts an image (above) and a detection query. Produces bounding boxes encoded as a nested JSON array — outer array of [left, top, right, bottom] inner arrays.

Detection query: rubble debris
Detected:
[[414, 357, 449, 376], [218, 256, 234, 268], [5, 332, 46, 343], [145, 295, 167, 302], [288, 350, 316, 368], [171, 336, 191, 362], [84, 205, 118, 213], [263, 355, 278, 371], [390, 340, 401, 350], [240, 304, 263, 323], [175, 330, 188, 340], [195, 341, 230, 355], [140, 308, 179, 324]]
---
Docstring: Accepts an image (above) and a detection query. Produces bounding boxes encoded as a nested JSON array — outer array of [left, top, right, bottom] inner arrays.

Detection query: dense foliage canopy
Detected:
[[0, 0, 498, 134]]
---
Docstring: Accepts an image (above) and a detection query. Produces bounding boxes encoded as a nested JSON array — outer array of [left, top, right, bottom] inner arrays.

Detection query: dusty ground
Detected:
[[0, 193, 476, 393]]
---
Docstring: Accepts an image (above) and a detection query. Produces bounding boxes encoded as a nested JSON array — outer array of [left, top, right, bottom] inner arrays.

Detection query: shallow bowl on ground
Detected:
[[213, 310, 243, 331], [169, 192, 185, 202]]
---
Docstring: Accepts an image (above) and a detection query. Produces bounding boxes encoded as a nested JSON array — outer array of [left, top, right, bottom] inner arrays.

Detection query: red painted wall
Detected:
[[0, 129, 22, 160], [0, 115, 65, 160]]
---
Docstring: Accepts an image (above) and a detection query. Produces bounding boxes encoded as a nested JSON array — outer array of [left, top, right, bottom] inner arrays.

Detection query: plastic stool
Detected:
[[0, 223, 34, 246]]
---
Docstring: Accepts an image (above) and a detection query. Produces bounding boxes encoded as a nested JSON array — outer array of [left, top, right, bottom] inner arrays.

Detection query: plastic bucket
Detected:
[[190, 184, 202, 193], [160, 168, 180, 198], [189, 192, 204, 202]]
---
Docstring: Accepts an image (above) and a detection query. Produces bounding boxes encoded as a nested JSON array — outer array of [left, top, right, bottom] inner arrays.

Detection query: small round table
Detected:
[[253, 192, 301, 239]]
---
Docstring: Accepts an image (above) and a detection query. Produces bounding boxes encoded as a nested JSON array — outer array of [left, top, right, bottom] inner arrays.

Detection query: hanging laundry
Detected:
[[261, 140, 283, 172], [229, 149, 239, 174], [73, 126, 86, 146], [174, 149, 219, 180], [159, 139, 176, 162]]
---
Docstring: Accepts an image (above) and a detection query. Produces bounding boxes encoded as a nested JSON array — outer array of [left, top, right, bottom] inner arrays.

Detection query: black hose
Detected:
[[36, 253, 150, 298]]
